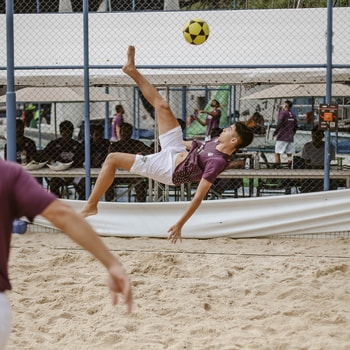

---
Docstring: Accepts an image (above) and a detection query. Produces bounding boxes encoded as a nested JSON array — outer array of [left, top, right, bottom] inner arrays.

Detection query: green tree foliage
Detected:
[[179, 0, 349, 10]]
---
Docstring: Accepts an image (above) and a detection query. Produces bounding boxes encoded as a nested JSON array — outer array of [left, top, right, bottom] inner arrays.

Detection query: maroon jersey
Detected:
[[0, 159, 56, 291], [172, 139, 230, 185]]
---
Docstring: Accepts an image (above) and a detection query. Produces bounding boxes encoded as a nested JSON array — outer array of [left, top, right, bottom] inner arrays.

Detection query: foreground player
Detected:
[[81, 45, 253, 244], [0, 158, 132, 349]]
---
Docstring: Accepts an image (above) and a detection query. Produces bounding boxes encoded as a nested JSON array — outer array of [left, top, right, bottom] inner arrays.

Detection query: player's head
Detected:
[[219, 122, 253, 150], [92, 123, 104, 140], [311, 126, 324, 142], [120, 122, 133, 140], [59, 120, 74, 139], [15, 118, 25, 137], [211, 99, 220, 108], [284, 100, 293, 110], [115, 104, 124, 114], [234, 121, 254, 149]]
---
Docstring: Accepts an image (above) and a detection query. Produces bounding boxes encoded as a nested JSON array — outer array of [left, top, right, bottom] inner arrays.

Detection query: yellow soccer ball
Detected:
[[183, 18, 210, 45]]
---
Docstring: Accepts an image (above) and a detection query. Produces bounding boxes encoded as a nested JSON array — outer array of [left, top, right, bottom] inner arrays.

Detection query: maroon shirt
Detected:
[[273, 109, 298, 142], [205, 109, 221, 137], [0, 159, 56, 291], [172, 139, 231, 185]]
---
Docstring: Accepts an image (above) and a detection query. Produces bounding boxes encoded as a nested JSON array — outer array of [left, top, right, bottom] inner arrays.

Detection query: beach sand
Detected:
[[6, 230, 350, 350]]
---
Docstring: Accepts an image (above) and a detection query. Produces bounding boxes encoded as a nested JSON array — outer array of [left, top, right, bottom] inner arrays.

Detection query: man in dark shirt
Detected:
[[77, 124, 110, 200], [0, 159, 132, 348], [81, 46, 253, 244], [108, 122, 152, 202], [273, 100, 298, 167], [41, 120, 84, 197], [4, 119, 37, 164], [109, 122, 152, 155]]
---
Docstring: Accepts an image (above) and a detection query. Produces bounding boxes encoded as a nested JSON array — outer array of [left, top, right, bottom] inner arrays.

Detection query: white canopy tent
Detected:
[[0, 87, 124, 140], [240, 83, 350, 100], [0, 87, 123, 104]]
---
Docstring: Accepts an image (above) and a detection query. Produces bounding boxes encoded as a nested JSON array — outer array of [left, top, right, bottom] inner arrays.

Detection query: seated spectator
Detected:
[[108, 123, 152, 202], [246, 112, 266, 135], [41, 120, 84, 198], [187, 109, 200, 125], [77, 124, 111, 200], [109, 122, 153, 155], [208, 156, 246, 199], [4, 119, 37, 164], [301, 126, 335, 168], [300, 126, 336, 192]]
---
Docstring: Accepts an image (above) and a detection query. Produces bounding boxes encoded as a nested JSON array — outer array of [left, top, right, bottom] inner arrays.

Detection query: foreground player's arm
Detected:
[[168, 178, 212, 244], [40, 199, 133, 313]]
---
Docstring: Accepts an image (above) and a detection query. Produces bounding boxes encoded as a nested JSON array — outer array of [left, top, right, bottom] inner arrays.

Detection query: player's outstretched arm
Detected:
[[168, 178, 212, 244], [40, 199, 133, 313]]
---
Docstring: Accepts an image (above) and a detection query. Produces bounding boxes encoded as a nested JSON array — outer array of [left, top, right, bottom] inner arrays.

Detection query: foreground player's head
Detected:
[[218, 122, 253, 151], [234, 121, 254, 149]]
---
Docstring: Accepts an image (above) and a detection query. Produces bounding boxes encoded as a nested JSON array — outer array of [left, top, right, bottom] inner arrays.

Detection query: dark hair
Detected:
[[115, 104, 124, 113], [176, 118, 186, 132], [59, 120, 74, 132], [120, 122, 133, 140], [16, 118, 24, 127], [234, 121, 254, 149], [210, 127, 223, 138], [312, 125, 324, 137], [211, 99, 220, 107], [285, 100, 293, 109], [92, 123, 104, 134]]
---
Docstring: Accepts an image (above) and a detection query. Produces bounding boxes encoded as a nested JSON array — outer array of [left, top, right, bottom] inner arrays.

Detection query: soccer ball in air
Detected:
[[183, 18, 210, 45]]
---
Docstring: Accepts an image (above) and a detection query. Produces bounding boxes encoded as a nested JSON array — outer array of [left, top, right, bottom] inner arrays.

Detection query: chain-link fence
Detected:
[[1, 1, 350, 200]]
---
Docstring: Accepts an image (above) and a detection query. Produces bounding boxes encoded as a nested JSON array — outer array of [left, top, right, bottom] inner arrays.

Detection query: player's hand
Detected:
[[108, 263, 133, 313], [167, 224, 183, 244]]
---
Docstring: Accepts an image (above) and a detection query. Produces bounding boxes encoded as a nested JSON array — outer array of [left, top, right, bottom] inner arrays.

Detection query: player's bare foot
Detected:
[[80, 203, 98, 218], [122, 45, 136, 76]]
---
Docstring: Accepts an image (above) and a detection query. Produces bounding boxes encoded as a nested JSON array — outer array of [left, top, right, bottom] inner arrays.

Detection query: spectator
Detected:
[[187, 109, 200, 125], [0, 158, 132, 349], [77, 124, 111, 200], [193, 99, 221, 141], [4, 119, 37, 164], [246, 112, 266, 135], [301, 126, 335, 168], [109, 122, 153, 155], [108, 122, 152, 202], [110, 104, 125, 142], [273, 100, 298, 168], [41, 120, 84, 197], [299, 127, 336, 192]]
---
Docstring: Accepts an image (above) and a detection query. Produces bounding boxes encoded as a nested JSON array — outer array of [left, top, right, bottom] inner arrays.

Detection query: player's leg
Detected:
[[122, 45, 178, 136], [80, 152, 136, 217]]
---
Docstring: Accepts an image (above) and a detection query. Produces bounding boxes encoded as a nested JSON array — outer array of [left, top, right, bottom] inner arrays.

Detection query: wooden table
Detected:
[[28, 167, 140, 178], [218, 167, 350, 196]]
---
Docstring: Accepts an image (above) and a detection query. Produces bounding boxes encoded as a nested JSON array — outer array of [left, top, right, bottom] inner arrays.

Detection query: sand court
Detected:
[[6, 230, 350, 349]]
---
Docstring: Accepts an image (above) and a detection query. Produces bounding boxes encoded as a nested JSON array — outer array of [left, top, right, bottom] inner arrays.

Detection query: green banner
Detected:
[[186, 86, 230, 138]]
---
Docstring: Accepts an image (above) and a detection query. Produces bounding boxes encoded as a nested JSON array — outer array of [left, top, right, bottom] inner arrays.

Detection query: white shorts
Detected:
[[275, 141, 295, 154], [130, 126, 186, 186], [0, 293, 12, 350]]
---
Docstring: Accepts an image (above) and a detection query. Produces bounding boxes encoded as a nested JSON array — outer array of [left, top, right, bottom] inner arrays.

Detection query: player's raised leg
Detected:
[[122, 45, 179, 136], [80, 152, 136, 218]]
